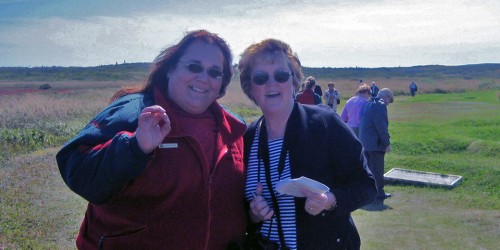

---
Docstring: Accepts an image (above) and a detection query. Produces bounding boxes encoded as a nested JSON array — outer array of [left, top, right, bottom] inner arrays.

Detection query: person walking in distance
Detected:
[[359, 88, 394, 206], [323, 82, 341, 112], [409, 81, 418, 97], [370, 81, 379, 98], [295, 76, 322, 105], [340, 83, 372, 137], [314, 84, 323, 98]]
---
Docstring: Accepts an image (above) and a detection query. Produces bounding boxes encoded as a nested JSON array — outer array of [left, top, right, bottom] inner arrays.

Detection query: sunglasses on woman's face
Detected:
[[184, 63, 224, 80], [251, 70, 293, 85]]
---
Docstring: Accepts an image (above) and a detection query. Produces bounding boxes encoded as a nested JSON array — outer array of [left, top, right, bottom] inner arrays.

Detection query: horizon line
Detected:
[[1, 62, 499, 69]]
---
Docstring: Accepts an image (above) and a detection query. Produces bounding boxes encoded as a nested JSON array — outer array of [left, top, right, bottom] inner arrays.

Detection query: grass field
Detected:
[[0, 78, 499, 249], [354, 91, 499, 249]]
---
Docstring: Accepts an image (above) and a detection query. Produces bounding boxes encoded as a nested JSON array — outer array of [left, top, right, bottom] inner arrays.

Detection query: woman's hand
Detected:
[[136, 105, 171, 154], [249, 183, 274, 223], [302, 190, 337, 216]]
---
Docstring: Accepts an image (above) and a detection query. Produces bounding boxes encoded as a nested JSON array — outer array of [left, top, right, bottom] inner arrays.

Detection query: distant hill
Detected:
[[302, 63, 500, 80], [1, 63, 499, 82], [0, 63, 150, 82]]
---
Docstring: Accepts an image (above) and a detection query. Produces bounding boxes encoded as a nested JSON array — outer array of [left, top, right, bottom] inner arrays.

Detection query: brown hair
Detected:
[[305, 76, 316, 89], [238, 39, 303, 104], [356, 83, 372, 95], [109, 30, 233, 103]]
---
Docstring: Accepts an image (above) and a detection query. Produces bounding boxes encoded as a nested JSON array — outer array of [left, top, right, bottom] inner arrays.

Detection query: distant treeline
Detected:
[[1, 63, 499, 82], [302, 64, 500, 81], [0, 63, 150, 82]]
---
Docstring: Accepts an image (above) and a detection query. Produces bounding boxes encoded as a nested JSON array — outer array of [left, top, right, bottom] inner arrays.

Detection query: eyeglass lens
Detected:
[[252, 71, 292, 85], [186, 63, 223, 79]]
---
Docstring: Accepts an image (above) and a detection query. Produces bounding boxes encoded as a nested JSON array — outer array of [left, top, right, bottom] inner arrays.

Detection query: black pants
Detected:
[[364, 151, 386, 200]]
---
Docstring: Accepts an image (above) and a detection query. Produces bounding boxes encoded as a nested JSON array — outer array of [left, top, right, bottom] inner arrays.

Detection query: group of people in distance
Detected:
[[296, 76, 342, 113], [295, 77, 396, 210], [56, 30, 400, 250]]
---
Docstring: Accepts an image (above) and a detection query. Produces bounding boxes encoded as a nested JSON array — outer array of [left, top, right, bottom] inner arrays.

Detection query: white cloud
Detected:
[[0, 0, 498, 67]]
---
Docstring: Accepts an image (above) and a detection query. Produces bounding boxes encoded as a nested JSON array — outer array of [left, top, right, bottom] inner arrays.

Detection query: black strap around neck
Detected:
[[257, 119, 288, 249]]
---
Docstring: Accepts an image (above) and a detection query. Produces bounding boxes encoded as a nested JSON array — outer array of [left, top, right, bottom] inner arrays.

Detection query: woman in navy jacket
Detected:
[[239, 39, 377, 249]]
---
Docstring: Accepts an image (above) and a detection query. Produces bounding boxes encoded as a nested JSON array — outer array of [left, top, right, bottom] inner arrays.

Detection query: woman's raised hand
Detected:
[[136, 105, 171, 154]]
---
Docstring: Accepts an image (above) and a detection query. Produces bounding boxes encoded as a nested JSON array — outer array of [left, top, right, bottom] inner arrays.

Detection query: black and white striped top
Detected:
[[245, 129, 298, 249]]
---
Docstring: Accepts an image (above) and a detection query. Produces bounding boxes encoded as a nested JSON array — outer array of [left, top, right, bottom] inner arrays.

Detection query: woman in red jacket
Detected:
[[56, 30, 247, 249]]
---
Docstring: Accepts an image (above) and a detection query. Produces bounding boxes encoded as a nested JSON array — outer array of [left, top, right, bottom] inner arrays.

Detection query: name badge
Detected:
[[159, 143, 178, 149]]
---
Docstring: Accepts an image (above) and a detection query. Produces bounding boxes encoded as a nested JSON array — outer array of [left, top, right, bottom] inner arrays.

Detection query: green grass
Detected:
[[355, 188, 499, 249], [386, 91, 500, 210], [350, 90, 500, 249], [1, 88, 499, 249], [403, 91, 499, 103], [0, 149, 86, 249]]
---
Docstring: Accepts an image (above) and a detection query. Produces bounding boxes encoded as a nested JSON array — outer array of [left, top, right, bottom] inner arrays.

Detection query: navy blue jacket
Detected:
[[244, 103, 377, 249], [359, 97, 390, 152]]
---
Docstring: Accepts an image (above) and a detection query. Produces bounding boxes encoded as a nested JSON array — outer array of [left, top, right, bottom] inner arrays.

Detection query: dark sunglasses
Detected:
[[185, 63, 224, 80], [251, 71, 293, 85]]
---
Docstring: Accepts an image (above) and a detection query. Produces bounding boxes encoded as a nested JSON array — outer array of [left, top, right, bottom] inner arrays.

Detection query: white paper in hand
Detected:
[[275, 176, 330, 197]]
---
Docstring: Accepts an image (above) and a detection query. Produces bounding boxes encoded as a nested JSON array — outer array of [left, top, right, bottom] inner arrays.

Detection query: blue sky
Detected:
[[1, 0, 499, 67]]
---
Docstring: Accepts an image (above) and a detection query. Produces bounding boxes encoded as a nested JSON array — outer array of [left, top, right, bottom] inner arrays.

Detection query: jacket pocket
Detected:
[[97, 225, 148, 250]]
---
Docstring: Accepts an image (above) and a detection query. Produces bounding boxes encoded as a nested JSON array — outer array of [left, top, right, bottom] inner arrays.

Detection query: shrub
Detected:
[[432, 88, 449, 94], [39, 83, 51, 90], [392, 90, 407, 96]]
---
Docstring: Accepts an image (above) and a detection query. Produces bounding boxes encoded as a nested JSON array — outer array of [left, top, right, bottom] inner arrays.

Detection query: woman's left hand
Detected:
[[302, 190, 336, 216], [249, 183, 274, 222], [136, 105, 171, 154]]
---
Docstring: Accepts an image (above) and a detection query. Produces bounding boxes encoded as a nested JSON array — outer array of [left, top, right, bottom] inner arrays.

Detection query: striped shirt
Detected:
[[245, 129, 298, 249]]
